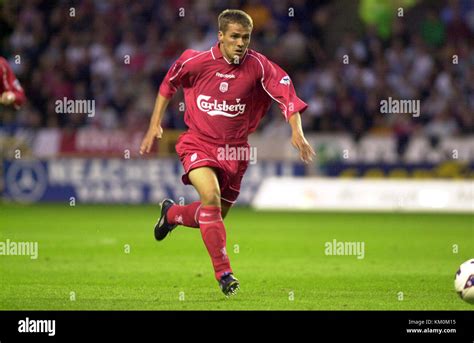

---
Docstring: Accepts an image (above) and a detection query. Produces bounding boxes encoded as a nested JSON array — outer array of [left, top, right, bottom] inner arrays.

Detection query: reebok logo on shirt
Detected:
[[215, 72, 236, 79]]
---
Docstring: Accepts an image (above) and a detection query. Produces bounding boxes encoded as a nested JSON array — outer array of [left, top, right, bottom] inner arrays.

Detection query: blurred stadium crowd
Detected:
[[0, 0, 473, 140]]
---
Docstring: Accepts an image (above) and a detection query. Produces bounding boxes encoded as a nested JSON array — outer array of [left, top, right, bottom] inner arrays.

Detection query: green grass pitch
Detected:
[[0, 203, 472, 310]]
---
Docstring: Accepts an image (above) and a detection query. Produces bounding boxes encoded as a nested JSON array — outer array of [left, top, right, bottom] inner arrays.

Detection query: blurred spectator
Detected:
[[242, 0, 271, 33], [420, 9, 445, 48]]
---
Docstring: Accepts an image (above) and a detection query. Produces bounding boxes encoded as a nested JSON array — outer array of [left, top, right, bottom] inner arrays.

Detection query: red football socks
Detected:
[[198, 206, 232, 280], [166, 201, 201, 228]]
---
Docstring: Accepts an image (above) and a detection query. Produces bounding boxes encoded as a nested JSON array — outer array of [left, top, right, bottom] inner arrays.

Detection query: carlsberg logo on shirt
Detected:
[[197, 95, 246, 117]]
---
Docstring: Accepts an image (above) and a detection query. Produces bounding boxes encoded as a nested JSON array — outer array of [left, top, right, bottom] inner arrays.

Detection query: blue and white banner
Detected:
[[2, 159, 305, 204]]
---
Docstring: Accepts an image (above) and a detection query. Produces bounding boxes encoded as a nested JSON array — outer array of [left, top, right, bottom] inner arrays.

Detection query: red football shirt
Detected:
[[0, 56, 26, 109], [159, 43, 307, 144]]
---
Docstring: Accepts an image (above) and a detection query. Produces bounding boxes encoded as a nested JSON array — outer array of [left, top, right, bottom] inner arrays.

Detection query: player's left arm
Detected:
[[259, 56, 315, 163], [289, 112, 315, 164]]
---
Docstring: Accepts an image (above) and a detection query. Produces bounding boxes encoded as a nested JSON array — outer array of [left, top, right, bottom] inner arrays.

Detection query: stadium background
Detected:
[[0, 0, 473, 311]]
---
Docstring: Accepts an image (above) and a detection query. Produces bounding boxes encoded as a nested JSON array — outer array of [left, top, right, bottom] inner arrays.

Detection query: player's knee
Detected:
[[200, 190, 221, 207]]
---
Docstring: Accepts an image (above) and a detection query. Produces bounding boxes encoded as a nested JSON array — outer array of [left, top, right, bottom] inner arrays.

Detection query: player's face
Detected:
[[218, 23, 251, 63]]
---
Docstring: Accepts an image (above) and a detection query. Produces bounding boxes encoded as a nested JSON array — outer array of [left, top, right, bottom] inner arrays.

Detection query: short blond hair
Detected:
[[218, 9, 253, 33]]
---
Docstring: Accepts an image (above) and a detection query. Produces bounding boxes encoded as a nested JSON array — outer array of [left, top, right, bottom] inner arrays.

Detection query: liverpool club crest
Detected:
[[219, 82, 228, 93]]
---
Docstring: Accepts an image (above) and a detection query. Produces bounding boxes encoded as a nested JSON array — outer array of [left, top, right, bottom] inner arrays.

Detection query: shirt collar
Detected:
[[211, 42, 222, 60], [211, 42, 248, 65]]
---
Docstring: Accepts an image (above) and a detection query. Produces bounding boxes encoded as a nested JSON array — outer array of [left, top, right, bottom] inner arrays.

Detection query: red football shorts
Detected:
[[175, 132, 250, 205]]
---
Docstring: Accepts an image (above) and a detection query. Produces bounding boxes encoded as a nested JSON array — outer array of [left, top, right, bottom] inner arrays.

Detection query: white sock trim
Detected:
[[194, 204, 202, 226], [198, 219, 223, 224]]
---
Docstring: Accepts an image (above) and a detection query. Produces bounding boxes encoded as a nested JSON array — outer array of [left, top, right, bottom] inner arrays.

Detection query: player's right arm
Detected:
[[139, 49, 196, 155], [139, 93, 170, 154]]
